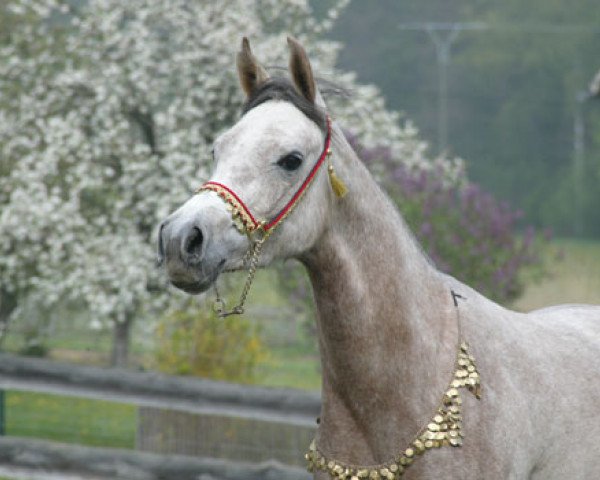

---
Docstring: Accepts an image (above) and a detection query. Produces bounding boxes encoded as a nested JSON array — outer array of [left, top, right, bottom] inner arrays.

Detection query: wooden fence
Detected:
[[0, 353, 319, 479]]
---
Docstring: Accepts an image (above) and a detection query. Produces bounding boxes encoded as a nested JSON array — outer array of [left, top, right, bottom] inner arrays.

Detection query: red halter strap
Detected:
[[198, 116, 332, 236]]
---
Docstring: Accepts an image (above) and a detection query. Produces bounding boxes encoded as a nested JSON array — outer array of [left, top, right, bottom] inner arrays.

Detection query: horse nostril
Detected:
[[184, 226, 204, 260]]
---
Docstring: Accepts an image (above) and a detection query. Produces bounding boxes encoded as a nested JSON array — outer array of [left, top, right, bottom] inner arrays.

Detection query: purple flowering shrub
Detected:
[[347, 133, 547, 303]]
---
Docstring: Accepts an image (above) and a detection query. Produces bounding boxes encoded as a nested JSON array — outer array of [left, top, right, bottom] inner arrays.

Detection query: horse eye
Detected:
[[277, 152, 303, 171]]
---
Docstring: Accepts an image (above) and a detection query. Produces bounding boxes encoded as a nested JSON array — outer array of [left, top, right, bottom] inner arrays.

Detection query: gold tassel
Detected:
[[328, 163, 348, 198]]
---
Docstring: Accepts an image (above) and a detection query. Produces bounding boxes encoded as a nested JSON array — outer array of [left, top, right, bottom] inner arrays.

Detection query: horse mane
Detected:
[[241, 76, 328, 131]]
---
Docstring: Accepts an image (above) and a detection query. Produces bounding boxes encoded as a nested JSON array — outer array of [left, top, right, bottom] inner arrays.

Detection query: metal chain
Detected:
[[213, 230, 268, 318]]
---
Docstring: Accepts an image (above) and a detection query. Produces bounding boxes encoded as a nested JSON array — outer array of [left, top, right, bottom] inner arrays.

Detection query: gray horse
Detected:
[[158, 37, 600, 479]]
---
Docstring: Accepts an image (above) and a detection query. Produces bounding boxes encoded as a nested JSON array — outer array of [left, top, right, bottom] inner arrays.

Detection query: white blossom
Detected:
[[0, 0, 464, 352]]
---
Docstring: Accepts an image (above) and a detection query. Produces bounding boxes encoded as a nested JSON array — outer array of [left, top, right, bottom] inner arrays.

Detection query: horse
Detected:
[[158, 37, 600, 479]]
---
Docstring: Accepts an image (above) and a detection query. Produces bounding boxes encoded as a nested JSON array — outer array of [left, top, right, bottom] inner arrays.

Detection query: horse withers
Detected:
[[158, 37, 600, 479]]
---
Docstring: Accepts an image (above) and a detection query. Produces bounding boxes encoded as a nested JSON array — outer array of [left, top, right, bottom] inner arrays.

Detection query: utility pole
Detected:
[[590, 70, 600, 98], [427, 24, 459, 154], [398, 22, 600, 156], [0, 390, 4, 436], [398, 22, 486, 154], [573, 90, 591, 235]]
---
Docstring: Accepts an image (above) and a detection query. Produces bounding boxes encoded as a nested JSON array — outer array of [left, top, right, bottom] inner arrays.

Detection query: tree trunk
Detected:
[[0, 290, 18, 350], [110, 316, 132, 367]]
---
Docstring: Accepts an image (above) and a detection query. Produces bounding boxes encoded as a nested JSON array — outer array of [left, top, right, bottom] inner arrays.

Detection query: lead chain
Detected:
[[213, 234, 266, 317]]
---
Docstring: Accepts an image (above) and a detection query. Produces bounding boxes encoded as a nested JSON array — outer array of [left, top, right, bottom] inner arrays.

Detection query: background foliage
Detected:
[[0, 0, 576, 372], [0, 0, 461, 365], [348, 134, 546, 302], [330, 0, 600, 237], [155, 302, 266, 382]]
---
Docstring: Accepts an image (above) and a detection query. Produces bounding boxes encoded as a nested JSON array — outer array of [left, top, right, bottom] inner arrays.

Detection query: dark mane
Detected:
[[242, 77, 327, 132]]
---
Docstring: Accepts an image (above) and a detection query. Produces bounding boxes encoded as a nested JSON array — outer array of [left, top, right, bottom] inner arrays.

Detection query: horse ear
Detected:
[[236, 37, 269, 98], [287, 36, 316, 104]]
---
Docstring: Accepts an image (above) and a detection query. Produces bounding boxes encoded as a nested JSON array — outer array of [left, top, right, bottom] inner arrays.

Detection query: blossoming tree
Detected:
[[0, 0, 462, 365]]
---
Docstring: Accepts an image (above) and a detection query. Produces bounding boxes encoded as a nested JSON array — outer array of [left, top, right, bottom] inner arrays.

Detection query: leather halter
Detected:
[[198, 116, 332, 237], [195, 116, 332, 316]]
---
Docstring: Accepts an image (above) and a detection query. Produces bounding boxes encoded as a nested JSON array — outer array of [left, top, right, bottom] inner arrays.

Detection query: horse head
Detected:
[[158, 37, 334, 295]]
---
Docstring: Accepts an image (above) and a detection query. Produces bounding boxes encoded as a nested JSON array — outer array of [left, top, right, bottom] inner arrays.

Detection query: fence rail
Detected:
[[0, 353, 320, 426], [0, 437, 311, 480]]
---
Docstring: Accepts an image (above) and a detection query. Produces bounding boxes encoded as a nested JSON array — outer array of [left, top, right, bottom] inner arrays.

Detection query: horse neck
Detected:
[[300, 130, 459, 462]]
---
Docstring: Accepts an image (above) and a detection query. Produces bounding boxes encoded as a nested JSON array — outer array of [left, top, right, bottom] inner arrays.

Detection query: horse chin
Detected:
[[168, 259, 226, 295], [171, 279, 214, 295]]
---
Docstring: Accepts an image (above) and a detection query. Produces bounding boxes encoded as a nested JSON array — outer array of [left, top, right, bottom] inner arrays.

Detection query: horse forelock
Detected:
[[241, 77, 327, 132]]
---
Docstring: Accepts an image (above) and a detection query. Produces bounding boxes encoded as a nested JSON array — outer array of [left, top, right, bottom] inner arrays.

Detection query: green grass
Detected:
[[511, 238, 600, 312], [5, 391, 136, 449], [257, 345, 321, 390], [205, 266, 323, 390]]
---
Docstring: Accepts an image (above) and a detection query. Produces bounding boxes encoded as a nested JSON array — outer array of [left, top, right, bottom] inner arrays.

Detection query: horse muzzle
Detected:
[[157, 218, 211, 293], [157, 194, 246, 294]]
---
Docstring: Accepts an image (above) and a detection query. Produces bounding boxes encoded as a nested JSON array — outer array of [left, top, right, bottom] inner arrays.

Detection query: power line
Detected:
[[397, 21, 600, 153], [398, 22, 600, 34], [397, 23, 483, 152]]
